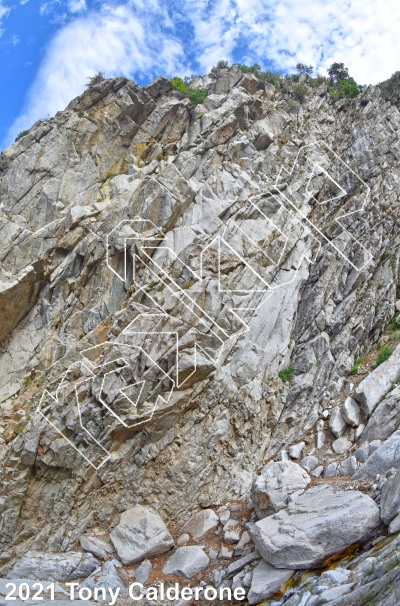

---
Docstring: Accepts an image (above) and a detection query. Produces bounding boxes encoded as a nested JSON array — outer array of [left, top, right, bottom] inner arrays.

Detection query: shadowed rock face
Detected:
[[0, 66, 399, 581], [0, 260, 45, 346]]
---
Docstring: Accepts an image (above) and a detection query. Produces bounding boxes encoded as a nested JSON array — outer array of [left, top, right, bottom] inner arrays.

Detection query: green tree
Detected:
[[296, 62, 314, 75], [293, 84, 308, 102], [328, 62, 349, 83]]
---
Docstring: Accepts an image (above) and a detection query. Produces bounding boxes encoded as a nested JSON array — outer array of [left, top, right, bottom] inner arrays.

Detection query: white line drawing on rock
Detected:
[[39, 140, 373, 467]]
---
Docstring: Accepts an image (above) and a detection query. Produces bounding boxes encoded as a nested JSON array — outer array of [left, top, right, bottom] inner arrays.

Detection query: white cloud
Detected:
[[6, 3, 184, 144], [185, 0, 400, 84], [67, 0, 86, 13], [0, 1, 10, 21], [0, 1, 10, 39], [5, 0, 400, 146]]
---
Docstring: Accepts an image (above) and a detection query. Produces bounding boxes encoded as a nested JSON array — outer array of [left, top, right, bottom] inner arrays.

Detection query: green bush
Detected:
[[309, 74, 329, 87], [350, 356, 363, 375], [234, 63, 282, 87], [376, 345, 392, 366], [210, 60, 229, 77], [329, 78, 364, 101], [293, 84, 308, 103], [279, 363, 294, 382], [170, 77, 208, 105], [388, 312, 400, 331], [324, 62, 364, 102], [15, 129, 29, 142], [235, 62, 262, 76]]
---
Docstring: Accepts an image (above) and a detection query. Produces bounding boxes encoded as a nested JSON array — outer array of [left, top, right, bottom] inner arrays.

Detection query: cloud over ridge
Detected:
[[5, 0, 400, 145]]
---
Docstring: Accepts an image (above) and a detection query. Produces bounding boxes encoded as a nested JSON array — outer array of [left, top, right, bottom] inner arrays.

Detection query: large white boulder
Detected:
[[353, 343, 400, 416], [250, 486, 380, 569], [341, 397, 361, 427], [7, 551, 99, 581], [352, 431, 400, 480], [250, 460, 310, 519], [182, 509, 219, 539], [329, 407, 347, 437], [380, 468, 400, 525], [361, 385, 400, 442], [79, 535, 114, 559], [78, 559, 126, 593], [110, 505, 174, 565], [162, 546, 209, 578]]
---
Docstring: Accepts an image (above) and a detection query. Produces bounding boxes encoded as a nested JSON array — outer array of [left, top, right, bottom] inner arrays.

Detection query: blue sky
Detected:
[[1, 0, 400, 149]]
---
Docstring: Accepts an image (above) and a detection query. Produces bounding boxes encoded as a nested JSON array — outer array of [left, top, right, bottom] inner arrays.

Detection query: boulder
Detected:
[[176, 533, 190, 546], [219, 509, 230, 526], [134, 560, 152, 584], [311, 465, 323, 478], [79, 535, 114, 559], [223, 520, 241, 544], [250, 486, 380, 569], [341, 397, 361, 427], [250, 119, 274, 150], [380, 467, 400, 524], [361, 385, 400, 442], [162, 546, 209, 578], [355, 444, 370, 463], [288, 441, 305, 459], [389, 513, 400, 534], [353, 343, 400, 416], [247, 561, 294, 605], [7, 551, 99, 581], [352, 431, 400, 480], [338, 456, 358, 476], [300, 455, 319, 472], [218, 545, 234, 560], [234, 530, 252, 556], [323, 463, 338, 477], [332, 437, 352, 454], [227, 551, 261, 575], [182, 509, 219, 539], [79, 560, 126, 593], [329, 407, 347, 437], [250, 460, 310, 519], [316, 584, 354, 602], [110, 505, 174, 565]]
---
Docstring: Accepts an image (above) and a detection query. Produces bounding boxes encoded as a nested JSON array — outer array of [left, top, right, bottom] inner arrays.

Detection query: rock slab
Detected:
[[110, 505, 174, 565], [250, 460, 310, 519], [247, 560, 294, 605], [7, 551, 99, 581], [250, 486, 380, 569], [182, 509, 219, 539], [381, 467, 400, 525], [353, 343, 400, 416], [162, 546, 209, 579]]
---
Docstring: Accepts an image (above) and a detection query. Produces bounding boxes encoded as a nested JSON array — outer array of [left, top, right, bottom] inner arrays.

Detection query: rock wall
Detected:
[[0, 66, 399, 582]]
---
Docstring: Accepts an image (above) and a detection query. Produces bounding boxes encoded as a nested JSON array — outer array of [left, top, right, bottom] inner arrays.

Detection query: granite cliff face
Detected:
[[0, 66, 400, 603]]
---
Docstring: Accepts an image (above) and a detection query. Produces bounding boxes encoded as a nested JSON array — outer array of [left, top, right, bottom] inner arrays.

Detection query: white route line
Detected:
[[38, 141, 374, 468]]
